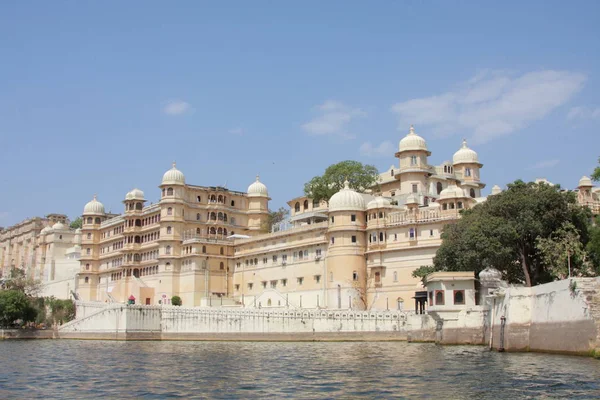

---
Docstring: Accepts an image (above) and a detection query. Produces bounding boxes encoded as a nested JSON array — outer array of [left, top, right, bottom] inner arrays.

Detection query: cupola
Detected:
[[247, 175, 269, 197], [452, 139, 480, 165], [83, 195, 105, 215], [578, 176, 593, 188], [398, 125, 430, 154], [329, 180, 366, 212], [367, 195, 392, 210], [162, 162, 185, 185]]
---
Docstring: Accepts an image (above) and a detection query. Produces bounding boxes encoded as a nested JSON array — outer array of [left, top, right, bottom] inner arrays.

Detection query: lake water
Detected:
[[1, 341, 599, 399]]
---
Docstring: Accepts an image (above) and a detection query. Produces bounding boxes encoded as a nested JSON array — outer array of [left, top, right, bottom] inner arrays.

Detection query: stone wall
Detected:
[[489, 277, 600, 355]]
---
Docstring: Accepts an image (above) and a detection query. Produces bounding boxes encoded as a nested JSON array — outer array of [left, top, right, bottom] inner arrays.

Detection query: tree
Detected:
[[70, 217, 82, 230], [536, 222, 593, 279], [592, 157, 600, 182], [587, 216, 600, 275], [411, 265, 436, 285], [2, 268, 42, 296], [0, 290, 37, 327], [171, 296, 182, 306], [304, 160, 380, 203], [432, 180, 591, 287], [261, 207, 289, 233]]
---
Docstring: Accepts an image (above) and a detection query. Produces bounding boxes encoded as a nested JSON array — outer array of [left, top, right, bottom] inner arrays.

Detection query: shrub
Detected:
[[171, 296, 182, 306]]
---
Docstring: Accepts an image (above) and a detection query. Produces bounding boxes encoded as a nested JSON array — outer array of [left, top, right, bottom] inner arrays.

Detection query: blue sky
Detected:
[[1, 1, 599, 227]]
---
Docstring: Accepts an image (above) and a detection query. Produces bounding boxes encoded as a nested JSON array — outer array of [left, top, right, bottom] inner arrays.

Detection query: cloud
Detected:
[[567, 106, 600, 121], [163, 100, 192, 116], [228, 127, 244, 135], [360, 141, 396, 157], [302, 100, 365, 138], [391, 70, 586, 144], [529, 159, 560, 170]]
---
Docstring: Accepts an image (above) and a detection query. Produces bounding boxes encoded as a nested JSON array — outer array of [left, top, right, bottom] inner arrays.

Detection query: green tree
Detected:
[[3, 268, 42, 296], [411, 265, 436, 285], [46, 297, 75, 325], [536, 222, 593, 279], [587, 216, 600, 275], [0, 290, 37, 327], [171, 296, 182, 306], [304, 160, 380, 203], [591, 157, 600, 182], [69, 217, 82, 229], [432, 180, 591, 286]]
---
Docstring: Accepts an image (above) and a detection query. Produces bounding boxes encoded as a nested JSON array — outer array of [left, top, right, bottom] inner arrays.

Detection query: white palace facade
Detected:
[[2, 126, 600, 310]]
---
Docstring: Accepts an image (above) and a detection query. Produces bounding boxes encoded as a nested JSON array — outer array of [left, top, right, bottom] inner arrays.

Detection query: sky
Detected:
[[1, 1, 599, 227]]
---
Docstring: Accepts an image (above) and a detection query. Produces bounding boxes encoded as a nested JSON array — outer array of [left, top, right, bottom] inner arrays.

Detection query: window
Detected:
[[165, 246, 171, 255], [379, 232, 384, 242], [331, 216, 335, 223], [87, 233, 91, 239], [272, 255, 278, 263], [429, 291, 433, 304], [353, 271, 358, 281], [409, 228, 415, 239], [435, 290, 445, 305], [374, 271, 381, 283], [303, 250, 308, 258], [219, 262, 224, 270], [316, 249, 322, 257], [86, 263, 90, 271], [391, 191, 396, 197], [262, 281, 267, 288], [470, 188, 476, 198], [329, 272, 333, 282], [84, 277, 89, 283], [351, 214, 356, 222], [412, 184, 418, 193], [263, 258, 267, 264], [442, 203, 448, 210], [86, 217, 93, 224], [202, 245, 206, 254], [231, 200, 235, 207], [314, 275, 321, 283], [352, 235, 357, 243], [303, 200, 309, 210], [167, 226, 172, 234], [379, 212, 383, 219], [454, 290, 465, 305], [410, 155, 417, 166], [270, 280, 277, 289], [313, 199, 319, 207], [465, 168, 471, 177], [294, 202, 300, 212], [86, 248, 91, 255], [167, 207, 173, 216], [297, 277, 304, 285], [167, 187, 173, 196], [220, 247, 224, 255], [196, 213, 201, 220], [393, 271, 398, 282], [437, 182, 443, 195], [235, 284, 240, 291], [197, 196, 201, 202], [397, 298, 404, 310], [248, 282, 253, 290], [457, 201, 463, 209], [430, 229, 434, 237], [331, 237, 335, 244]]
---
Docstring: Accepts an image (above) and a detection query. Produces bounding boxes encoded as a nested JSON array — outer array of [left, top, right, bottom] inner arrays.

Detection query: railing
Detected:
[[386, 210, 459, 227], [235, 222, 329, 244]]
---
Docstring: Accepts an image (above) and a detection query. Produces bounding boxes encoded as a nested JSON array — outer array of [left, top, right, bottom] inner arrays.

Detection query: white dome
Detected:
[[52, 222, 66, 231], [491, 185, 502, 195], [398, 125, 428, 153], [329, 181, 366, 212], [439, 185, 466, 200], [579, 176, 593, 187], [367, 196, 392, 210], [247, 175, 268, 197], [453, 139, 480, 165], [162, 162, 185, 185], [83, 195, 105, 215], [479, 266, 502, 282], [126, 188, 145, 201], [40, 226, 52, 234]]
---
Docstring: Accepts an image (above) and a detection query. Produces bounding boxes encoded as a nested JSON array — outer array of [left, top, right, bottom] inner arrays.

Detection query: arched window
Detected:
[[435, 290, 445, 305], [84, 277, 89, 283], [166, 226, 172, 234], [162, 188, 166, 197], [167, 187, 174, 196], [196, 228, 201, 234], [87, 233, 91, 239], [223, 229, 228, 236], [393, 271, 398, 282], [465, 168, 471, 177], [218, 212, 224, 221], [397, 298, 404, 310], [303, 200, 309, 210], [454, 290, 465, 305], [223, 213, 227, 222], [167, 207, 173, 216], [437, 182, 443, 195], [379, 232, 384, 242], [196, 213, 201, 221], [470, 188, 476, 198], [442, 203, 448, 210], [410, 155, 417, 165], [231, 217, 236, 225], [210, 212, 217, 220], [202, 245, 206, 253], [210, 227, 216, 234], [86, 248, 91, 255], [457, 201, 463, 209], [86, 217, 93, 224], [95, 217, 101, 224], [294, 202, 300, 212], [231, 200, 235, 207], [217, 227, 223, 234], [218, 195, 224, 203], [220, 262, 224, 270], [136, 203, 143, 210], [165, 245, 171, 255], [85, 263, 90, 270]]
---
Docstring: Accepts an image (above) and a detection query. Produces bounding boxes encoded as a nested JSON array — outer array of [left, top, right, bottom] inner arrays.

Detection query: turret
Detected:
[[395, 125, 431, 202], [452, 139, 484, 198], [246, 175, 270, 231]]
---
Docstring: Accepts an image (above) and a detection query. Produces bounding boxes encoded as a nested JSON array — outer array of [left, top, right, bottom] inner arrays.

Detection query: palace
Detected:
[[2, 126, 599, 310]]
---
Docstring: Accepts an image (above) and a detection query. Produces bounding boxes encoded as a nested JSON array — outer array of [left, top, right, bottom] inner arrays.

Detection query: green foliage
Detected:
[[304, 160, 380, 203], [587, 216, 600, 275], [591, 157, 600, 182], [536, 222, 593, 279], [2, 268, 42, 296], [262, 207, 289, 233], [0, 290, 37, 327], [46, 297, 75, 325], [411, 265, 435, 285], [171, 296, 182, 306], [433, 180, 591, 286], [69, 217, 83, 229]]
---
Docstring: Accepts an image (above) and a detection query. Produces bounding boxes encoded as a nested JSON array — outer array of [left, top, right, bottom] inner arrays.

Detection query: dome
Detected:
[[398, 125, 429, 153], [52, 222, 66, 231], [126, 188, 145, 201], [83, 195, 105, 215], [439, 185, 466, 200], [329, 180, 366, 212], [40, 226, 52, 234], [479, 266, 502, 282], [453, 139, 480, 165], [162, 162, 185, 185], [578, 176, 593, 187], [247, 175, 268, 197], [491, 185, 502, 195], [367, 196, 392, 210]]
